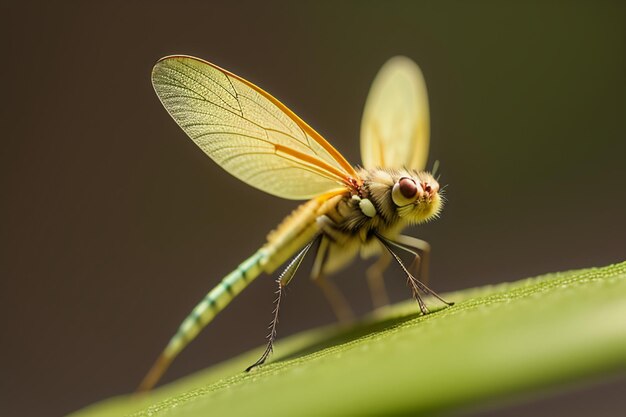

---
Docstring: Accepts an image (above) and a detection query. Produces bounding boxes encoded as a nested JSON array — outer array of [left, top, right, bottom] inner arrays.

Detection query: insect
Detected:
[[139, 55, 453, 391]]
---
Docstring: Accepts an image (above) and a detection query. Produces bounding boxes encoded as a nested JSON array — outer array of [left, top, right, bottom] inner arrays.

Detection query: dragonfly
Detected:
[[139, 55, 453, 391]]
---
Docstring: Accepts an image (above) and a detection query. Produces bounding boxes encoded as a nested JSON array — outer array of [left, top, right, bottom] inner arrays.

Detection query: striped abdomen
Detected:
[[138, 251, 265, 391], [139, 193, 345, 391]]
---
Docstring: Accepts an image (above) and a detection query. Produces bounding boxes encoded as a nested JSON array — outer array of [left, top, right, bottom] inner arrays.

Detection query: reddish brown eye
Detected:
[[392, 177, 422, 206], [399, 177, 417, 199]]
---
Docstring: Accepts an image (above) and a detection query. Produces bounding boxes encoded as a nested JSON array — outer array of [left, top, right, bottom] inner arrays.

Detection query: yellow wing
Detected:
[[152, 55, 359, 200], [360, 56, 430, 170]]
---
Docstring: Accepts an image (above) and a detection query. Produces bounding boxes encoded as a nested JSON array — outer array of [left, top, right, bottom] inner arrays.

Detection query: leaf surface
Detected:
[[70, 261, 626, 417]]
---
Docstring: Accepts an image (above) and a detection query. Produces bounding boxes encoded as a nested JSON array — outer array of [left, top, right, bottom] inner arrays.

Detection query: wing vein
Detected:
[[163, 65, 242, 115], [236, 92, 304, 145], [178, 59, 240, 103]]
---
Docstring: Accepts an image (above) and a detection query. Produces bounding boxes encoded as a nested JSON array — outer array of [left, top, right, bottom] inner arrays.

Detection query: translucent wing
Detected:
[[360, 56, 430, 170], [152, 56, 359, 200]]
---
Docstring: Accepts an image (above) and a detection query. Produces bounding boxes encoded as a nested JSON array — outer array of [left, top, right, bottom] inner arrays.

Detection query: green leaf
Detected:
[[70, 261, 626, 417]]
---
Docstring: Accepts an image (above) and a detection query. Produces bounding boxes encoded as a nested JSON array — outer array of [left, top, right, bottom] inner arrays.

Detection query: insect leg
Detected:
[[311, 236, 356, 323], [378, 237, 423, 283], [246, 236, 319, 372], [395, 235, 431, 286], [245, 277, 283, 372], [375, 233, 453, 315], [366, 250, 392, 309]]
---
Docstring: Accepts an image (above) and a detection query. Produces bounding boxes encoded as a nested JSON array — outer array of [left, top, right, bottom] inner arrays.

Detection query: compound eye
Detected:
[[392, 177, 422, 206], [399, 177, 417, 198]]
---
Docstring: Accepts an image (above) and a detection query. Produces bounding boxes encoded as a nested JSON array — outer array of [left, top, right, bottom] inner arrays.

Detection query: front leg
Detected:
[[395, 235, 431, 286], [375, 233, 453, 314], [365, 236, 429, 309]]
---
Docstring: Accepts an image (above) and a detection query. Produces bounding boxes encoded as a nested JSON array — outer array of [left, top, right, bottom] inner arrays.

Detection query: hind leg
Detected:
[[247, 236, 320, 371]]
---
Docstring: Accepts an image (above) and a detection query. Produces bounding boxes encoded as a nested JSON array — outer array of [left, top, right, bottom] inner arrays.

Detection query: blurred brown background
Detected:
[[1, 1, 625, 416]]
